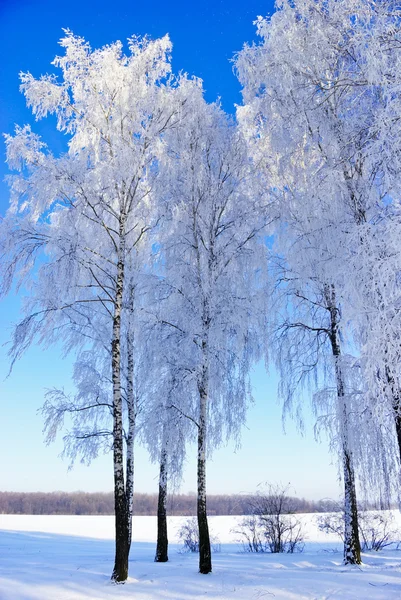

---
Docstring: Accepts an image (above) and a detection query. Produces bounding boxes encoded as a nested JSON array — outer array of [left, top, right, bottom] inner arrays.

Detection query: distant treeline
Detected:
[[0, 492, 341, 516]]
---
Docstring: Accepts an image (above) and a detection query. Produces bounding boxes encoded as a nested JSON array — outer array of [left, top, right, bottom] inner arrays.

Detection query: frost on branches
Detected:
[[4, 0, 401, 583], [1, 29, 270, 581], [2, 31, 195, 583], [236, 0, 401, 564], [153, 94, 271, 573]]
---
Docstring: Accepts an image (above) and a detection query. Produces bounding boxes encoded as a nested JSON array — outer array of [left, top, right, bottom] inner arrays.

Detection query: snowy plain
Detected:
[[1, 513, 401, 600]]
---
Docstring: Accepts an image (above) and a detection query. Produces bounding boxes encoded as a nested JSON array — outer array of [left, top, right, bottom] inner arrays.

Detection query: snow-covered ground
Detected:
[[1, 513, 401, 599]]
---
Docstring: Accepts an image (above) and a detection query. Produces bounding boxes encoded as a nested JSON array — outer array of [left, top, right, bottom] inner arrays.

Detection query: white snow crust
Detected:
[[1, 513, 401, 599]]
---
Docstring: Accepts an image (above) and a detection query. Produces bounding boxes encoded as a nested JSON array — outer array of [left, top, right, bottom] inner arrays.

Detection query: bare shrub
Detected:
[[235, 515, 266, 553], [178, 517, 199, 552], [359, 512, 400, 551], [317, 511, 344, 541], [234, 484, 305, 553], [317, 509, 400, 551], [177, 517, 221, 553]]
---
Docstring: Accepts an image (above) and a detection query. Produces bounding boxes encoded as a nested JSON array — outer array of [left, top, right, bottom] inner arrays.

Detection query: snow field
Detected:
[[1, 513, 401, 599]]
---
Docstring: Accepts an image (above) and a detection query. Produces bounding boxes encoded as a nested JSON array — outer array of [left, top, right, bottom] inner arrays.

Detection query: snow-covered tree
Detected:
[[136, 292, 192, 564], [236, 0, 401, 564], [2, 31, 193, 582], [158, 95, 271, 573], [142, 374, 189, 563]]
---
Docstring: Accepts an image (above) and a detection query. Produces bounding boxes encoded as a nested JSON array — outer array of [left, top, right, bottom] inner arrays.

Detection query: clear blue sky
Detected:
[[0, 0, 341, 500]]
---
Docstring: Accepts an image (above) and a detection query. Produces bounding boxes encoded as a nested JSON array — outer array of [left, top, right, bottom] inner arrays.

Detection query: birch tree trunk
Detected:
[[384, 367, 401, 463], [326, 285, 361, 565], [155, 437, 168, 562], [111, 220, 130, 583], [393, 404, 401, 464], [126, 324, 135, 550], [197, 344, 212, 574]]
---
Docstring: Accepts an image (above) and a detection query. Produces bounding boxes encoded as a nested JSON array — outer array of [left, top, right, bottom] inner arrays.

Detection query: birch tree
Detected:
[[142, 375, 189, 563], [2, 31, 192, 582], [235, 0, 401, 563], [159, 95, 271, 573], [136, 288, 192, 564]]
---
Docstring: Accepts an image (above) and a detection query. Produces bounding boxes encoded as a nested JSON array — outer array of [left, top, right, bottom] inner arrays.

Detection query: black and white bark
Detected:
[[383, 366, 401, 465], [393, 401, 401, 465], [125, 316, 136, 550], [155, 433, 169, 562], [197, 341, 212, 574], [111, 218, 130, 583], [325, 285, 361, 565]]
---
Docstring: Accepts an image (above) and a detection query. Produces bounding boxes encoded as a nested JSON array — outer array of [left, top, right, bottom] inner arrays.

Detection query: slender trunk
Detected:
[[111, 221, 130, 583], [192, 192, 212, 574], [394, 406, 401, 464], [326, 285, 361, 565], [125, 413, 135, 551], [155, 437, 168, 562], [389, 389, 401, 465], [342, 442, 361, 564], [126, 322, 135, 550], [385, 367, 401, 463], [197, 355, 212, 574]]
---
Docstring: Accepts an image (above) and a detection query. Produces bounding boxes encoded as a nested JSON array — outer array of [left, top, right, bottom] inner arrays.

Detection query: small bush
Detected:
[[359, 511, 400, 551], [178, 517, 199, 552], [235, 515, 266, 553], [317, 509, 400, 551], [177, 517, 220, 553], [233, 484, 305, 553], [317, 511, 344, 541]]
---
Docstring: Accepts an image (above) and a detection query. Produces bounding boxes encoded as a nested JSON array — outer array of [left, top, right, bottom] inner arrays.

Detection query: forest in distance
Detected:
[[0, 491, 344, 516]]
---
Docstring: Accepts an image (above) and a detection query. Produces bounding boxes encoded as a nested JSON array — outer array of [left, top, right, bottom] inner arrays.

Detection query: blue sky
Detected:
[[0, 0, 341, 500]]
